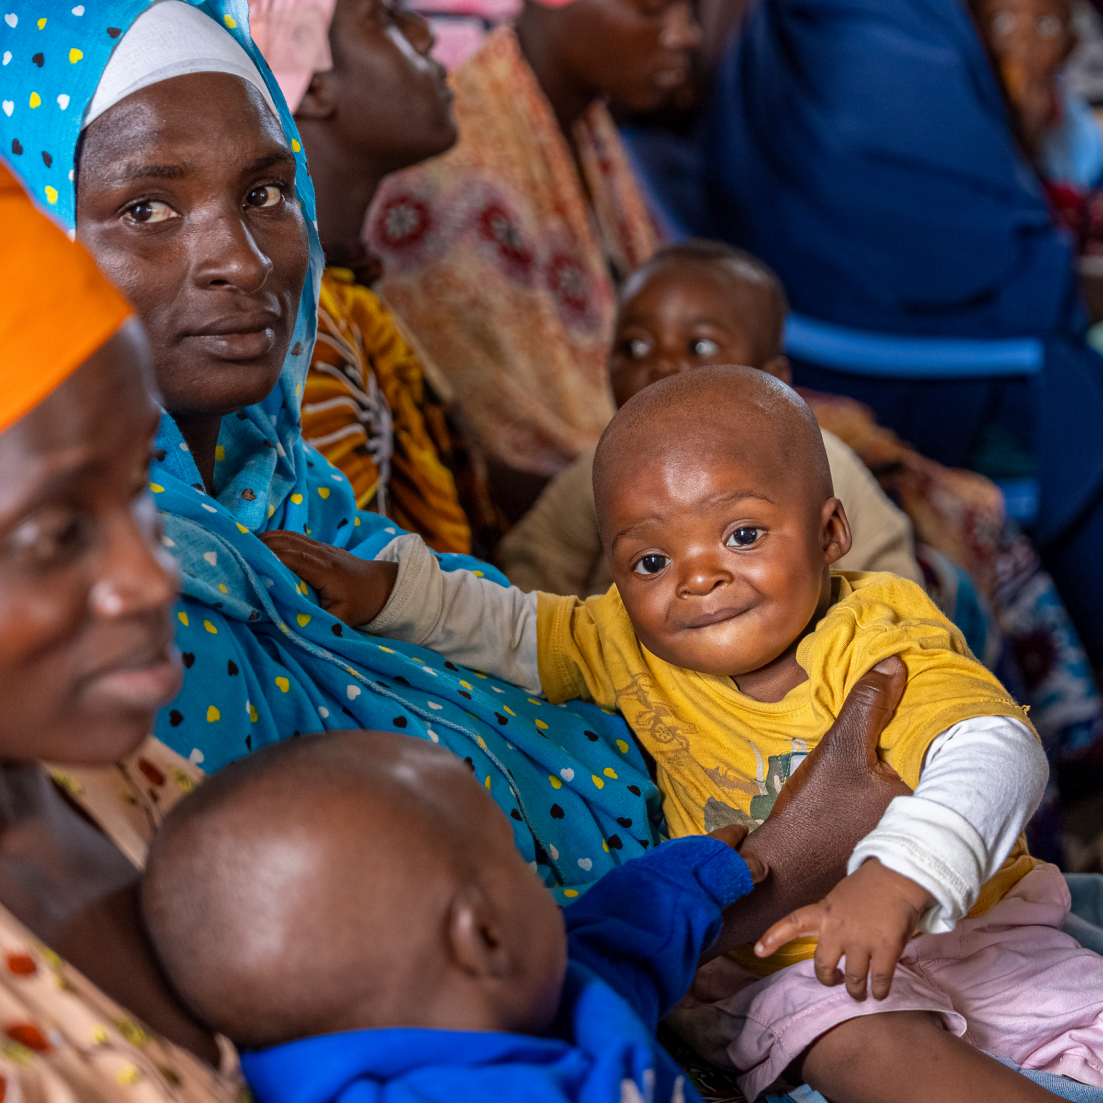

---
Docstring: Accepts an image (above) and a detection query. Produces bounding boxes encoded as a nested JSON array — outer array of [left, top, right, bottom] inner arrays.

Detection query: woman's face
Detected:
[[319, 0, 456, 174], [550, 0, 700, 113], [0, 324, 181, 765], [76, 73, 310, 421]]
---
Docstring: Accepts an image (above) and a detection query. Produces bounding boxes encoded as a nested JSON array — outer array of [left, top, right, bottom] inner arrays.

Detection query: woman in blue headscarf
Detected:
[[0, 0, 667, 899], [701, 0, 1103, 671]]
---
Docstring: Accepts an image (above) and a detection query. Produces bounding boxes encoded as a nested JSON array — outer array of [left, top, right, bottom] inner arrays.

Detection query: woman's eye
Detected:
[[991, 10, 1016, 34], [247, 185, 283, 209], [627, 338, 652, 360], [123, 200, 176, 225], [633, 554, 669, 576], [726, 527, 761, 548], [1037, 14, 1063, 35], [692, 338, 720, 357], [5, 511, 90, 567]]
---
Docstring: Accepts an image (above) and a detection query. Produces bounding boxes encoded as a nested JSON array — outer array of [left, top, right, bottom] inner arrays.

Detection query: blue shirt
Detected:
[[241, 836, 754, 1103]]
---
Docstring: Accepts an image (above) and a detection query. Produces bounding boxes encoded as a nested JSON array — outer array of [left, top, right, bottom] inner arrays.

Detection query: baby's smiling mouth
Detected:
[[681, 605, 749, 630]]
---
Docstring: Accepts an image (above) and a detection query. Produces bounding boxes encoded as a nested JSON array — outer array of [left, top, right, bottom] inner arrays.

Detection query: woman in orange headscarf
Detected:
[[0, 160, 239, 1100]]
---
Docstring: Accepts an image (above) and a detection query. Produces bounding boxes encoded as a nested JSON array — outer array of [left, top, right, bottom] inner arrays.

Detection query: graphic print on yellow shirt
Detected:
[[537, 571, 1040, 970]]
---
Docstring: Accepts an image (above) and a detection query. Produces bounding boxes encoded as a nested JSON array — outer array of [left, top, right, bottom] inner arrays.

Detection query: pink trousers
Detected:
[[714, 864, 1103, 1101]]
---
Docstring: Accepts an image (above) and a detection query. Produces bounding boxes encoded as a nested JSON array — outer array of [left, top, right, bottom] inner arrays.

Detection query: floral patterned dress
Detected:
[[0, 741, 244, 1103]]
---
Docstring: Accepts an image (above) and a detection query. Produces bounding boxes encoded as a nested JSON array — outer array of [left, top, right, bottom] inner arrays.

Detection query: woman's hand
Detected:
[[259, 531, 398, 627], [701, 655, 912, 962], [754, 858, 934, 1001]]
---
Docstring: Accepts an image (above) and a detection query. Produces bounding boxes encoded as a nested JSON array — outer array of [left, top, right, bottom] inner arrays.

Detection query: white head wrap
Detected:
[[83, 0, 279, 130]]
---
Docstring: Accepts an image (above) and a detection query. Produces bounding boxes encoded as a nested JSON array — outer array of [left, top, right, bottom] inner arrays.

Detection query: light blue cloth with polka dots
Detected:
[[0, 0, 663, 900]]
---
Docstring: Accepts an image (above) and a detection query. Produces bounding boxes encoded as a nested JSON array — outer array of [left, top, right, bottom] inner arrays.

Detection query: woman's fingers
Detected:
[[824, 655, 907, 778], [755, 903, 824, 957]]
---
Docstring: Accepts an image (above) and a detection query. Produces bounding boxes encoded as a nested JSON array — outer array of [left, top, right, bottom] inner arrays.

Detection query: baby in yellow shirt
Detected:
[[265, 365, 1103, 1103]]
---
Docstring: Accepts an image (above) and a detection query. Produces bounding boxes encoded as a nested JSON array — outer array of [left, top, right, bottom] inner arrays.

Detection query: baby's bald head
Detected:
[[142, 730, 568, 1049], [592, 366, 849, 679], [594, 366, 831, 532]]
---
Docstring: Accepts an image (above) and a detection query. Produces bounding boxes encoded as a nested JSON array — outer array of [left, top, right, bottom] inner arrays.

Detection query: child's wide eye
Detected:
[[1036, 14, 1063, 35], [692, 338, 720, 357], [726, 527, 760, 548], [991, 10, 1016, 34], [628, 338, 652, 360], [633, 554, 669, 575]]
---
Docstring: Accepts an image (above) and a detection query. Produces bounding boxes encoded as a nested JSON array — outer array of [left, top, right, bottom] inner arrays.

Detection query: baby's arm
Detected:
[[755, 715, 1048, 1000]]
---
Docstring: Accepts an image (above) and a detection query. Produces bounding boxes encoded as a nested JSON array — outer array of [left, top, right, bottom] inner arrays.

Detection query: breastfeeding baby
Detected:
[[239, 353, 1103, 1100]]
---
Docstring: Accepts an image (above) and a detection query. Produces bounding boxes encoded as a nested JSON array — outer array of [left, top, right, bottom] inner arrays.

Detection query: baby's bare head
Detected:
[[593, 366, 850, 677], [142, 730, 567, 1050]]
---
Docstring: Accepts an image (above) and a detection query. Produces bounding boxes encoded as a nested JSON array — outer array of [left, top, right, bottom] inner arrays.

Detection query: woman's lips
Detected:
[[188, 327, 276, 361], [84, 652, 183, 713]]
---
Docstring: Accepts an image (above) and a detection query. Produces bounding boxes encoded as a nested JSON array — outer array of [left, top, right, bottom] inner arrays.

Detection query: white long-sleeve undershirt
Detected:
[[367, 534, 1049, 930]]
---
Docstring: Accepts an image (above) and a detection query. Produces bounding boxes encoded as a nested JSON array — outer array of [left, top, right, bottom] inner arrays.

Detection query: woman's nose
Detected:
[[90, 501, 179, 620], [191, 213, 273, 293], [661, 0, 702, 51]]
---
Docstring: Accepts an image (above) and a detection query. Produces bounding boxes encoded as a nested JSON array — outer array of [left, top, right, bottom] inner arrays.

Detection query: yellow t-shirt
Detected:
[[537, 571, 1040, 971]]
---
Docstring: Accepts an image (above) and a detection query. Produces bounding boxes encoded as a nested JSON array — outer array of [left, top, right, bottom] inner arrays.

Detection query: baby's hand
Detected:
[[753, 858, 935, 1001], [259, 531, 398, 627]]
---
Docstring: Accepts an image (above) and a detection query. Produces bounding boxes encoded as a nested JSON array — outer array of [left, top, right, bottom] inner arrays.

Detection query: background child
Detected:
[[259, 364, 1103, 1102], [141, 729, 761, 1103], [497, 241, 922, 598]]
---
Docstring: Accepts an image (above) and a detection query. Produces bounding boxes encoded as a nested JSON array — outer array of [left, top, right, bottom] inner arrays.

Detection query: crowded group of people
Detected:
[[2, 0, 1103, 1099]]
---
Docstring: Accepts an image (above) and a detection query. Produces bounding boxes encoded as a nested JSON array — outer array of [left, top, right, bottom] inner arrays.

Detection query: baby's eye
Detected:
[[991, 10, 1016, 34], [123, 200, 177, 225], [247, 185, 283, 209], [692, 338, 720, 357], [627, 338, 652, 360], [633, 554, 669, 576], [726, 527, 761, 548], [1036, 14, 1063, 35]]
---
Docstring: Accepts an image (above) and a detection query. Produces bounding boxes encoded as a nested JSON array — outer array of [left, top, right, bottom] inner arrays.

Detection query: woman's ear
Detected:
[[822, 497, 853, 565], [448, 887, 513, 979], [294, 72, 338, 122]]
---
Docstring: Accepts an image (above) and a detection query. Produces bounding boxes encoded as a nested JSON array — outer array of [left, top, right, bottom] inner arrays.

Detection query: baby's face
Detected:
[[603, 440, 841, 678], [976, 0, 1072, 86], [609, 260, 787, 409]]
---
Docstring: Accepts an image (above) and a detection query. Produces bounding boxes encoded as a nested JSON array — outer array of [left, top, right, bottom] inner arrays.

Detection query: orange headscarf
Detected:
[[0, 159, 132, 433]]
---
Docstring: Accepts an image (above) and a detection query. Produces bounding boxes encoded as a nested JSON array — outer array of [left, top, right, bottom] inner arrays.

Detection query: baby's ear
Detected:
[[448, 886, 512, 979], [822, 497, 852, 565]]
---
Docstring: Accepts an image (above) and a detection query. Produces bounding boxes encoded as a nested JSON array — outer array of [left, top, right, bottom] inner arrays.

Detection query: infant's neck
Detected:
[[731, 575, 837, 703], [731, 644, 807, 703]]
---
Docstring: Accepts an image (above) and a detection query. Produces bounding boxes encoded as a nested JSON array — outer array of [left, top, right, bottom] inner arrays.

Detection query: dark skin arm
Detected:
[[703, 656, 911, 962]]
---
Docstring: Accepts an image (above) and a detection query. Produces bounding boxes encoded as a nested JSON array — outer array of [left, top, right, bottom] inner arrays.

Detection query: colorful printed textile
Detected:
[[368, 26, 660, 476], [303, 268, 472, 554], [0, 893, 240, 1103], [1, 0, 662, 902]]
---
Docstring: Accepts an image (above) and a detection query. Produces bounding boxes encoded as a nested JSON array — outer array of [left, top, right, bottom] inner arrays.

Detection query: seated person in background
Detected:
[[301, 365, 1103, 1103], [253, 0, 482, 554], [970, 0, 1103, 263], [142, 731, 763, 1103], [498, 241, 923, 598]]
